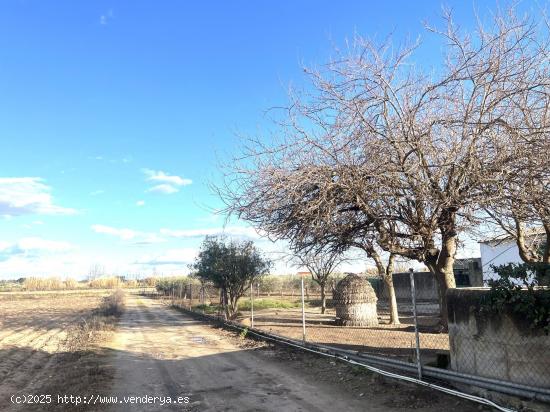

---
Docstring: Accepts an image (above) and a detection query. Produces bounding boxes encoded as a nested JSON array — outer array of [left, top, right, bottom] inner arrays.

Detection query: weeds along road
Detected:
[[106, 295, 482, 412]]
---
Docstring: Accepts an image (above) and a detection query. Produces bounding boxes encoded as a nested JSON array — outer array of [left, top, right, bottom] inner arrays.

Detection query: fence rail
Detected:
[[146, 277, 550, 406]]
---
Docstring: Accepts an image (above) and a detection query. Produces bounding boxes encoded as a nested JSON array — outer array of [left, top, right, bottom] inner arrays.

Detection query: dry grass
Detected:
[[1, 276, 156, 292], [87, 276, 123, 289], [98, 289, 126, 316], [61, 290, 126, 352], [62, 317, 110, 352], [23, 277, 72, 291]]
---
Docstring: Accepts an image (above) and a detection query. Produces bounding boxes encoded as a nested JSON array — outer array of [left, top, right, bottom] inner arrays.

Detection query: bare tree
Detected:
[[481, 143, 550, 282], [218, 7, 550, 328], [285, 208, 402, 324], [356, 243, 400, 325], [476, 8, 550, 281], [291, 249, 345, 314], [88, 263, 105, 281]]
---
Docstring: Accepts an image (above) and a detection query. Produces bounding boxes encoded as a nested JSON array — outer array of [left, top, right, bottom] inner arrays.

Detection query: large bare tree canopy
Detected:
[[217, 7, 550, 327]]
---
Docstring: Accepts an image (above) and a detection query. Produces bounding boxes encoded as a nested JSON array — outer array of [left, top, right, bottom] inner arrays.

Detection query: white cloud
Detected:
[[160, 226, 262, 239], [90, 190, 104, 196], [21, 219, 45, 229], [90, 154, 132, 164], [92, 224, 137, 240], [0, 177, 76, 217], [136, 200, 145, 207], [91, 224, 165, 244], [135, 248, 197, 266], [146, 184, 179, 194], [99, 9, 114, 25], [0, 237, 75, 262], [142, 169, 192, 195], [142, 169, 192, 186]]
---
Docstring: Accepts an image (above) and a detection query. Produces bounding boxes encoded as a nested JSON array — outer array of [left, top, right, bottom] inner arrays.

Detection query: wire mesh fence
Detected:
[[147, 273, 550, 402]]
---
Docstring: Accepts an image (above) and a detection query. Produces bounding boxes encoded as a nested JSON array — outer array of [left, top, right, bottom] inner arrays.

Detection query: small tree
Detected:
[[191, 236, 271, 319], [257, 275, 281, 296], [293, 249, 345, 314], [88, 263, 105, 281]]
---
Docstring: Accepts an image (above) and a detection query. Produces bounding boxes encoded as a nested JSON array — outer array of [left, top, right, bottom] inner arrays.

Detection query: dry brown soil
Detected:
[[236, 306, 449, 359], [0, 292, 490, 411], [103, 295, 486, 411], [0, 292, 114, 411]]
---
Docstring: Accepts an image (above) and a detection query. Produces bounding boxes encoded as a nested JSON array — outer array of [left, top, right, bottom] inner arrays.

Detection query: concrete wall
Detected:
[[392, 272, 439, 301], [372, 271, 439, 302], [375, 263, 483, 303], [447, 288, 550, 388]]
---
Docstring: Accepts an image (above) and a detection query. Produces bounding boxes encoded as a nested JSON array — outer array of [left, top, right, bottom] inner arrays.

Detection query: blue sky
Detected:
[[0, 1, 539, 279]]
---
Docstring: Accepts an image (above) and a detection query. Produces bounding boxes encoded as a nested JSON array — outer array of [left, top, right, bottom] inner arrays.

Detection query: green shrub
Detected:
[[193, 303, 220, 314], [482, 263, 550, 334]]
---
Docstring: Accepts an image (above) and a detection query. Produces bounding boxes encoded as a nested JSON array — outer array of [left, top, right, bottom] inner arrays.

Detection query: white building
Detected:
[[479, 238, 523, 283], [479, 229, 546, 283]]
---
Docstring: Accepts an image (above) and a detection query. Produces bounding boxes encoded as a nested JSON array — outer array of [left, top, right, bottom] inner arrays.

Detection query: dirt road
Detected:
[[105, 295, 482, 412]]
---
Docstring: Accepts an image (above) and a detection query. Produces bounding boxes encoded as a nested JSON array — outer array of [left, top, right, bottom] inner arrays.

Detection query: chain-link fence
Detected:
[[147, 273, 550, 403]]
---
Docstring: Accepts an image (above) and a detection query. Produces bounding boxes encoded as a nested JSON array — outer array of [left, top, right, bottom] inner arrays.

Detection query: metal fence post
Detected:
[[301, 274, 306, 343], [250, 282, 254, 328], [409, 268, 422, 380]]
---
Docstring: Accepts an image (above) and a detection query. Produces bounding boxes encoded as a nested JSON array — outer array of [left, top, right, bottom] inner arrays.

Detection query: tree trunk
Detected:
[[227, 290, 240, 319], [320, 283, 326, 314], [383, 272, 400, 325], [432, 266, 456, 331], [515, 220, 550, 285], [368, 247, 400, 325], [384, 253, 400, 325], [220, 288, 229, 320], [426, 232, 457, 331]]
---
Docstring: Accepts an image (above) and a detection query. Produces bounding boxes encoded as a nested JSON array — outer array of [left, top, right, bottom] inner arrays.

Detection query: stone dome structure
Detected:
[[333, 273, 378, 327]]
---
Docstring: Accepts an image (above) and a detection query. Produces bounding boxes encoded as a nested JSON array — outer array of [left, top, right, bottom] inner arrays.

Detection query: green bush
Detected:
[[482, 263, 550, 334], [193, 303, 220, 314]]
